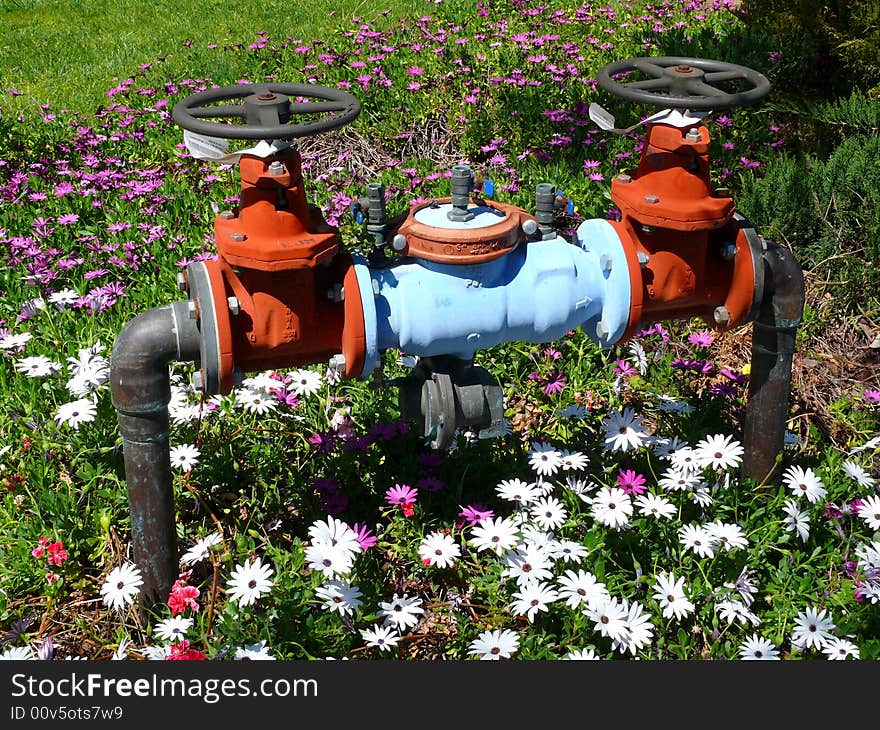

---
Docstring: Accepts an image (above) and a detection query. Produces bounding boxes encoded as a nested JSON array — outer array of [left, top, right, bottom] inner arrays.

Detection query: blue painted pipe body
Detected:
[[354, 218, 632, 375]]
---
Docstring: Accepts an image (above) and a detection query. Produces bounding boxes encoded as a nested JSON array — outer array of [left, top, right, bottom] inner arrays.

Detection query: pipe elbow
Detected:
[[110, 301, 200, 416]]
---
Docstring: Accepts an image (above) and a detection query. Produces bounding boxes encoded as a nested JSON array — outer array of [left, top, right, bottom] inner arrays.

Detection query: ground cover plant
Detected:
[[1, 0, 879, 661]]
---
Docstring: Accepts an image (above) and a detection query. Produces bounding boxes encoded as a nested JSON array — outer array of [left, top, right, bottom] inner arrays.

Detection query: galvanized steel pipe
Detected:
[[109, 301, 201, 605], [742, 242, 805, 483]]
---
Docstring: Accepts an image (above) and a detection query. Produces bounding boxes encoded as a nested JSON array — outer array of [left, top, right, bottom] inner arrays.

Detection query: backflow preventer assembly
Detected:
[[110, 57, 804, 603]]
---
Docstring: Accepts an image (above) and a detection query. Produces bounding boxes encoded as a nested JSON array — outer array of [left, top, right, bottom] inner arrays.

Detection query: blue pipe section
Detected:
[[354, 218, 631, 377]]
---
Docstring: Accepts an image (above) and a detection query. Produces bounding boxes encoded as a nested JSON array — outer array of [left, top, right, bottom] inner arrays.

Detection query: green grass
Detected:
[[0, 0, 431, 115]]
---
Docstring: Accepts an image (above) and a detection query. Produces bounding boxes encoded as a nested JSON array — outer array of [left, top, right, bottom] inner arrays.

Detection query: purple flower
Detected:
[[351, 523, 377, 551], [617, 468, 647, 496], [320, 490, 349, 516], [862, 389, 880, 404], [457, 503, 494, 528], [385, 483, 417, 506], [613, 358, 636, 377], [688, 330, 716, 348], [417, 476, 445, 493], [542, 371, 567, 396]]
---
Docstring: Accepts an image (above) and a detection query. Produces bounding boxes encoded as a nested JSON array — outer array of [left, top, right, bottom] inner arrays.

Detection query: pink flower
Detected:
[[166, 640, 206, 660], [46, 541, 68, 566], [617, 468, 647, 496], [386, 483, 418, 517], [45, 572, 60, 584], [351, 523, 377, 551], [688, 330, 716, 348], [457, 504, 494, 528], [863, 389, 880, 404], [167, 577, 200, 616], [614, 358, 636, 377]]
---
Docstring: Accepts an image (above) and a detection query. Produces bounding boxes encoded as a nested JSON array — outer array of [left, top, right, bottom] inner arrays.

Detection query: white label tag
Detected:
[[183, 132, 292, 164], [183, 130, 230, 160]]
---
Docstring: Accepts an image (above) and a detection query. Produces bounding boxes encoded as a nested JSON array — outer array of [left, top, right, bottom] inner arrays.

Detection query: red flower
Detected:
[[166, 640, 207, 661], [167, 579, 200, 616]]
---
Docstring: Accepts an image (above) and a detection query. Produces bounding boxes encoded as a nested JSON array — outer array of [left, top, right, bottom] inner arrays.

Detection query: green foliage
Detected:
[[741, 0, 880, 95], [738, 132, 880, 309]]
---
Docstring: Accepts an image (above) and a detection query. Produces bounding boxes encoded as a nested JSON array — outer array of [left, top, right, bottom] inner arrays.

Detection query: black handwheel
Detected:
[[597, 57, 770, 111], [171, 82, 361, 140]]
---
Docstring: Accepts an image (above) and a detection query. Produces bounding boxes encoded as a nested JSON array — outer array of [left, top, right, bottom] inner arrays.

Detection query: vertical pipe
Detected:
[[742, 242, 805, 483], [109, 301, 201, 606]]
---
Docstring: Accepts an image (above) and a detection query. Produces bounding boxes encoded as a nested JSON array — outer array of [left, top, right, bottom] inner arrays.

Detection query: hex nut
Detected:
[[714, 306, 730, 325], [230, 232, 246, 243], [392, 234, 407, 252], [267, 161, 285, 176], [227, 296, 240, 315], [219, 210, 235, 220], [522, 219, 538, 236], [644, 194, 660, 204]]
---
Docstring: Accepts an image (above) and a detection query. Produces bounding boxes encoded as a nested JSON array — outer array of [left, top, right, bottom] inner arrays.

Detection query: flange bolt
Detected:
[[327, 284, 345, 303], [219, 210, 235, 220], [267, 160, 285, 176], [644, 194, 660, 204], [176, 272, 188, 293], [187, 301, 198, 320], [328, 354, 346, 374], [596, 321, 611, 340], [685, 128, 702, 142], [192, 371, 203, 391], [522, 219, 538, 236], [720, 242, 737, 261], [230, 232, 247, 242], [227, 296, 240, 315], [599, 254, 613, 274], [714, 306, 730, 326], [637, 251, 650, 268]]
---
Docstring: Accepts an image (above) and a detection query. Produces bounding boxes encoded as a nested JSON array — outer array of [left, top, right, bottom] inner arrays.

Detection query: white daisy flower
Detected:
[[706, 521, 748, 551], [715, 599, 760, 627], [48, 288, 80, 307], [669, 446, 700, 474], [689, 485, 713, 507], [655, 394, 694, 414], [591, 486, 633, 529], [678, 524, 716, 559], [180, 532, 223, 566], [549, 539, 588, 564], [559, 449, 589, 471], [153, 616, 193, 643], [0, 332, 32, 350], [0, 646, 36, 660], [235, 388, 277, 415], [14, 355, 60, 377], [468, 628, 519, 660], [54, 398, 97, 428], [652, 434, 690, 458], [234, 641, 276, 660], [782, 499, 810, 542], [502, 544, 554, 585], [469, 516, 520, 555], [849, 435, 880, 455], [557, 570, 611, 608], [495, 478, 540, 506], [378, 593, 424, 631], [822, 636, 860, 660], [509, 580, 559, 622], [694, 433, 744, 471], [857, 495, 880, 531], [628, 340, 648, 375], [659, 467, 702, 492], [289, 368, 323, 397], [739, 634, 779, 660], [530, 495, 568, 531], [304, 542, 354, 578], [418, 531, 461, 568], [100, 563, 144, 611], [652, 572, 694, 620], [841, 459, 874, 488], [527, 441, 564, 476], [308, 516, 361, 557], [612, 599, 654, 656], [565, 475, 598, 502], [562, 648, 599, 660], [782, 464, 827, 504], [635, 492, 676, 520], [585, 597, 630, 642], [601, 407, 651, 453], [225, 556, 274, 606], [360, 624, 399, 652], [791, 607, 836, 650], [140, 645, 172, 660], [169, 443, 200, 471], [315, 580, 363, 616]]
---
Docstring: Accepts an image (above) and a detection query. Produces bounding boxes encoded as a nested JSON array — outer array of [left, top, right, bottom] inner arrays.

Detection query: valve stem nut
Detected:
[[227, 296, 240, 315], [714, 305, 731, 326], [328, 354, 346, 374]]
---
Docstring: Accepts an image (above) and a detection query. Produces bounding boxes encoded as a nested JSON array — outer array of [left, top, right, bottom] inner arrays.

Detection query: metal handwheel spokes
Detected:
[[597, 56, 771, 111], [171, 82, 361, 140]]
